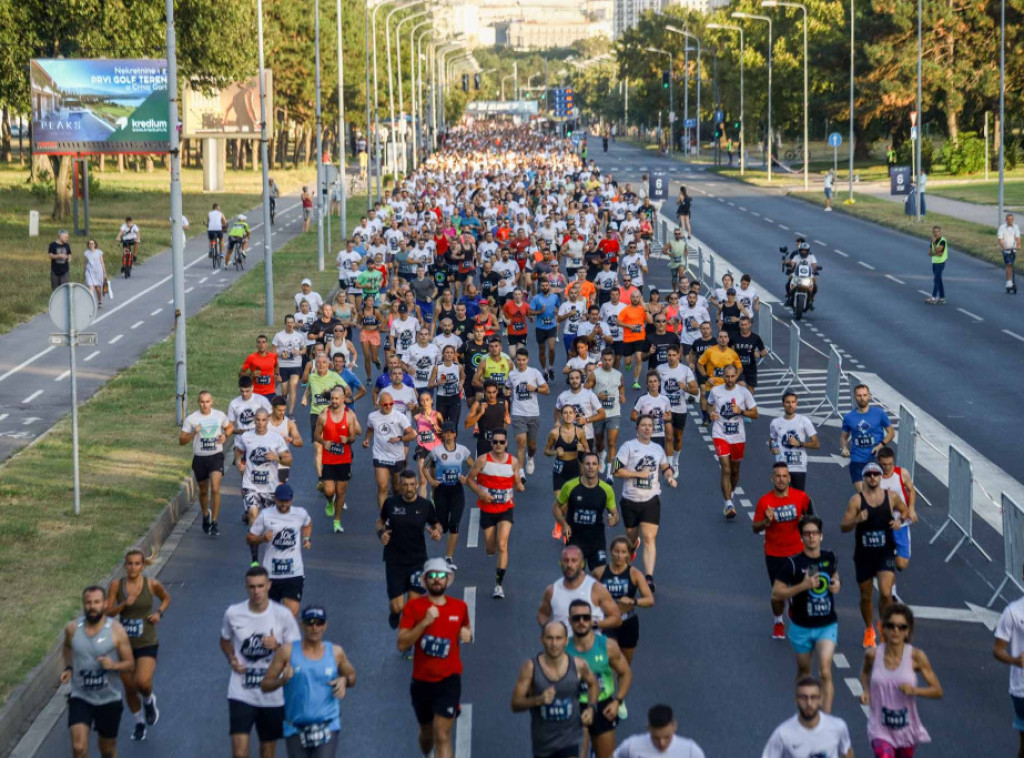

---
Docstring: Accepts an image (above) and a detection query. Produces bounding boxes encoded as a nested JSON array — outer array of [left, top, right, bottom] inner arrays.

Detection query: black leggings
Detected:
[[437, 395, 462, 429]]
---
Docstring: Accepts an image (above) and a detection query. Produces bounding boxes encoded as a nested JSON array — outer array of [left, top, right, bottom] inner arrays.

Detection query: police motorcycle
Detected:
[[780, 242, 821, 321]]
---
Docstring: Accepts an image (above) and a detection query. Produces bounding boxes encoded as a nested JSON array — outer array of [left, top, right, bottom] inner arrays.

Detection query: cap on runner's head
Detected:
[[423, 557, 454, 578], [301, 605, 327, 623], [398, 303, 409, 313], [301, 278, 313, 286], [862, 462, 883, 476], [274, 483, 294, 501], [727, 287, 736, 295], [441, 421, 457, 434]]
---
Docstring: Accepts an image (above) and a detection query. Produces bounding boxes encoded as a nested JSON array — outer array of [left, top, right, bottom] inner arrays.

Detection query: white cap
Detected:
[[301, 278, 313, 286]]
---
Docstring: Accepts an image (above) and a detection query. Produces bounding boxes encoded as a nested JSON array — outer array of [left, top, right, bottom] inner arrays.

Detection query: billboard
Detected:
[[30, 59, 170, 155], [182, 73, 274, 140]]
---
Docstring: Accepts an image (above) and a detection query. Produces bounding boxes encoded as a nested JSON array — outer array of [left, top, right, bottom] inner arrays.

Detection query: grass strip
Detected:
[[0, 206, 355, 706], [927, 180, 1024, 207]]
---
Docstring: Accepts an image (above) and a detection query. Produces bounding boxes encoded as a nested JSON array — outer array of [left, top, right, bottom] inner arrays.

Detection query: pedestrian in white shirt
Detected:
[[997, 213, 1020, 293], [614, 704, 705, 758], [762, 677, 853, 758], [994, 593, 1024, 756]]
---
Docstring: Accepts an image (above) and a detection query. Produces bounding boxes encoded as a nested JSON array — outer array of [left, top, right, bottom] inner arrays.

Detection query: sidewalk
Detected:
[[857, 183, 1014, 228]]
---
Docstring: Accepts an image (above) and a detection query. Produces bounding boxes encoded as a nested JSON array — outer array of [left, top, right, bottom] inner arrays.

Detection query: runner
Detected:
[[569, 599, 632, 758], [260, 605, 358, 758], [545, 404, 590, 512], [511, 621, 599, 758], [241, 335, 281, 398], [268, 396, 303, 484], [553, 452, 618, 569], [592, 348, 626, 481], [398, 558, 471, 758], [228, 376, 273, 441], [554, 369, 606, 448], [274, 316, 308, 417], [247, 484, 313, 617], [465, 381, 511, 456], [616, 291, 648, 389], [594, 536, 654, 677], [180, 390, 233, 537], [507, 348, 549, 477], [840, 384, 895, 492], [761, 677, 853, 758], [630, 372, 673, 456], [106, 550, 170, 741], [840, 462, 910, 649], [558, 283, 589, 358], [754, 463, 815, 640], [768, 392, 820, 493], [656, 345, 699, 472], [302, 353, 350, 440], [537, 544, 622, 633], [376, 470, 442, 629], [731, 316, 767, 394], [614, 416, 678, 592], [876, 446, 918, 579], [474, 336, 514, 397], [600, 289, 627, 370], [426, 423, 474, 570], [708, 365, 758, 519], [465, 429, 525, 598], [993, 588, 1024, 757], [236, 409, 293, 564], [405, 328, 442, 397], [459, 324, 490, 407], [220, 567, 301, 758], [614, 704, 706, 757], [62, 586, 134, 757], [429, 345, 466, 431], [859, 603, 942, 757], [413, 393, 444, 496], [503, 288, 532, 353], [363, 392, 416, 509]]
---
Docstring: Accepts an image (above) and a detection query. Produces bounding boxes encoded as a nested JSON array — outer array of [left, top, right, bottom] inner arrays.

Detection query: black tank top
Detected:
[[554, 426, 580, 459], [854, 490, 893, 556], [600, 564, 638, 620], [479, 400, 507, 439]]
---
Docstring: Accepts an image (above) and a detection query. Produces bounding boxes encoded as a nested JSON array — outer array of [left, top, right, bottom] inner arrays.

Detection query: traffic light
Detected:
[[714, 126, 722, 139], [473, 73, 481, 91], [662, 71, 670, 89], [462, 74, 469, 92], [733, 120, 741, 130], [565, 88, 574, 112]]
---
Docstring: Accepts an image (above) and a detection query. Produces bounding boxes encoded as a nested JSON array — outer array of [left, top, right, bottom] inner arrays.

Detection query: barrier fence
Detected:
[[756, 302, 775, 359], [989, 494, 1024, 606], [897, 405, 917, 484], [777, 322, 808, 392], [930, 445, 993, 563], [810, 345, 843, 421]]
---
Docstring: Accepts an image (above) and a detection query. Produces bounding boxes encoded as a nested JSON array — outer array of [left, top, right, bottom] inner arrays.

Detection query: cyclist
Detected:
[[207, 203, 227, 260], [117, 216, 140, 275], [267, 178, 279, 226], [227, 214, 251, 268]]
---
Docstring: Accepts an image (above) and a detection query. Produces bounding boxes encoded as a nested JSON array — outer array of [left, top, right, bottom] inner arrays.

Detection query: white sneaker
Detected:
[[525, 457, 535, 475], [493, 584, 505, 599]]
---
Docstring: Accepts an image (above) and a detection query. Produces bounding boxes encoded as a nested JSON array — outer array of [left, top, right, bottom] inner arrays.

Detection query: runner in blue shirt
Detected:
[[840, 383, 894, 491], [529, 279, 562, 382]]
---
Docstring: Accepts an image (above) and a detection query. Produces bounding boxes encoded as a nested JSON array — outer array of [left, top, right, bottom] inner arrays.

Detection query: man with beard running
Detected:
[[314, 386, 362, 534], [398, 558, 472, 758], [761, 677, 853, 758], [708, 365, 757, 520], [247, 484, 312, 618], [553, 452, 619, 570], [236, 409, 293, 566], [537, 545, 622, 634], [180, 390, 233, 537]]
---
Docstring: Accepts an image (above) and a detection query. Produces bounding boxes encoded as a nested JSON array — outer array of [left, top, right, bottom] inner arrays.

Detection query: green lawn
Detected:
[[927, 180, 1024, 207], [0, 202, 360, 707], [0, 164, 315, 335]]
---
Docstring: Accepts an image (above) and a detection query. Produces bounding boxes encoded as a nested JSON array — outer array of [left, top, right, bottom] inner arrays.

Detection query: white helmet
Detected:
[[237, 214, 247, 222]]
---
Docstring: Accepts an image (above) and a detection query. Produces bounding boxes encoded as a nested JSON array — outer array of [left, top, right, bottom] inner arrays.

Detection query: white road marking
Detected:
[[0, 413, 8, 423], [746, 511, 755, 521], [467, 508, 480, 548], [727, 201, 735, 207], [1003, 329, 1024, 343], [167, 299, 173, 305], [199, 277, 208, 284], [764, 217, 775, 223], [54, 371, 69, 382], [814, 239, 827, 246], [185, 286, 195, 293], [778, 224, 790, 231], [858, 261, 875, 270], [834, 248, 849, 257], [22, 416, 41, 425], [109, 334, 124, 345], [885, 274, 905, 285], [844, 678, 871, 717], [834, 653, 850, 669], [22, 390, 43, 404], [739, 498, 753, 509], [751, 211, 760, 217], [464, 587, 476, 642], [957, 307, 983, 322], [734, 487, 744, 495], [150, 308, 163, 316], [738, 206, 747, 212], [917, 290, 932, 297], [455, 703, 473, 758], [84, 351, 100, 362], [130, 320, 145, 329]]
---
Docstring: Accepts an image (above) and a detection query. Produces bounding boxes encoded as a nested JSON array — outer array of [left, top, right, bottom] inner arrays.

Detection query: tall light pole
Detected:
[[409, 21, 433, 167], [997, 0, 1005, 225], [731, 12, 771, 182], [914, 0, 922, 220], [336, 0, 347, 238], [706, 24, 744, 175], [315, 0, 325, 271], [165, 0, 186, 423], [645, 47, 673, 151], [666, 26, 702, 159], [257, 0, 275, 318], [762, 0, 807, 189], [501, 74, 515, 101], [395, 8, 431, 180]]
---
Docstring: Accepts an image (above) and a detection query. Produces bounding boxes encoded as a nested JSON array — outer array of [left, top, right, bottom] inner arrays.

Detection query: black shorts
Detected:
[[854, 550, 896, 584], [68, 698, 123, 740], [568, 537, 607, 570], [133, 644, 159, 659], [385, 561, 426, 600], [789, 471, 807, 492], [228, 699, 285, 741], [192, 452, 224, 483], [269, 575, 304, 603], [765, 554, 791, 586], [616, 341, 639, 357], [741, 370, 757, 389], [537, 746, 580, 758], [606, 614, 639, 649], [621, 496, 661, 528], [588, 697, 620, 737], [479, 508, 514, 530], [207, 230, 223, 241], [671, 412, 687, 433], [321, 462, 352, 482], [434, 484, 465, 534], [552, 458, 581, 493], [508, 335, 527, 351], [414, 445, 433, 461], [374, 458, 405, 472], [279, 366, 302, 381], [536, 327, 557, 345], [410, 674, 461, 724]]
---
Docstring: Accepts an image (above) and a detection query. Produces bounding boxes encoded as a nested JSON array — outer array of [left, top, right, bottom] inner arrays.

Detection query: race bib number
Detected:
[[553, 459, 565, 475], [122, 618, 144, 638], [200, 437, 218, 452], [326, 442, 346, 456], [516, 383, 532, 401], [631, 324, 643, 333], [314, 392, 331, 406], [854, 434, 874, 448], [252, 470, 270, 486], [539, 698, 575, 721], [667, 390, 681, 406], [489, 488, 509, 504], [81, 669, 107, 690], [420, 634, 452, 658], [298, 723, 332, 750], [713, 367, 725, 377], [861, 530, 886, 549], [686, 320, 698, 333], [882, 707, 909, 730], [271, 558, 294, 576], [573, 509, 598, 526], [601, 395, 615, 409], [636, 473, 654, 490], [512, 321, 526, 331], [256, 375, 271, 385], [784, 450, 802, 466], [243, 667, 266, 689], [417, 368, 431, 382], [723, 421, 740, 436], [418, 430, 435, 445], [774, 504, 798, 522], [441, 470, 460, 485], [542, 315, 555, 327]]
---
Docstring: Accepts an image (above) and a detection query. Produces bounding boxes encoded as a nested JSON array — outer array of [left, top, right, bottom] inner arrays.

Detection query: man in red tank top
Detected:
[[465, 430, 524, 599], [314, 387, 362, 534]]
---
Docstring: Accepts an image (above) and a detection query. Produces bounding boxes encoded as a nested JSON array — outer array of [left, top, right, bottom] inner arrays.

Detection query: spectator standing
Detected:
[[997, 213, 1020, 294]]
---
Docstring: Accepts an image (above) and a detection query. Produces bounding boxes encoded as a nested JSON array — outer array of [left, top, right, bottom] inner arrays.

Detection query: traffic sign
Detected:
[[684, 118, 697, 128], [48, 283, 96, 333], [669, 112, 676, 123], [649, 171, 668, 201], [911, 126, 918, 141], [50, 332, 97, 346], [827, 132, 842, 148], [714, 109, 724, 123], [910, 110, 918, 127]]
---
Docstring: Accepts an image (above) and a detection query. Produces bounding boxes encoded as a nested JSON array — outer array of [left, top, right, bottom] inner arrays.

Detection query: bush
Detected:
[[940, 132, 986, 175], [896, 137, 934, 171]]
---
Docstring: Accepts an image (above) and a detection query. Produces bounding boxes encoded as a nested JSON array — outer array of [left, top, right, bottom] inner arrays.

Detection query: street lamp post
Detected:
[[666, 26, 702, 159], [706, 24, 744, 175], [314, 0, 324, 271], [385, 0, 425, 183], [998, 0, 1005, 225], [914, 0, 922, 220], [645, 47, 673, 152], [409, 21, 433, 167], [731, 12, 771, 182], [761, 1, 807, 189], [501, 74, 515, 101], [336, 0, 347, 238], [257, 0, 275, 314], [395, 9, 431, 180]]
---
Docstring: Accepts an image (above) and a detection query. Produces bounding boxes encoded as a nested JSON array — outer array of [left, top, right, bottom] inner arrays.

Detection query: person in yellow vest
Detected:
[[886, 144, 897, 176], [925, 225, 947, 305]]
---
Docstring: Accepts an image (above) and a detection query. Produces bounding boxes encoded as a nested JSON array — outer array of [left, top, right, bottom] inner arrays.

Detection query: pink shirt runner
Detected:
[[867, 643, 931, 748]]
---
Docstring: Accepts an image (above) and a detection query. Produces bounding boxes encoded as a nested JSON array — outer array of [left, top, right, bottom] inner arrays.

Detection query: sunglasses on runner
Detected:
[[379, 401, 394, 407], [570, 614, 592, 623], [884, 622, 910, 631], [425, 571, 449, 580], [303, 619, 326, 627], [491, 439, 507, 445]]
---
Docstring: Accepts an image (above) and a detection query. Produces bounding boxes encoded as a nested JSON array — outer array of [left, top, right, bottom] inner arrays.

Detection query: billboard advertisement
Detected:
[[182, 73, 274, 140], [30, 59, 170, 155]]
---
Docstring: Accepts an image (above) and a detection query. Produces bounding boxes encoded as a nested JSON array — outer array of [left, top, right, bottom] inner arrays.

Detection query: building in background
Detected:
[[445, 0, 611, 47], [613, 0, 663, 39]]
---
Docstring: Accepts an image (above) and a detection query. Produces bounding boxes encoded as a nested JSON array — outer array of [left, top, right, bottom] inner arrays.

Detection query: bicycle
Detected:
[[120, 238, 136, 279], [210, 236, 224, 270], [269, 197, 276, 226], [229, 238, 246, 271]]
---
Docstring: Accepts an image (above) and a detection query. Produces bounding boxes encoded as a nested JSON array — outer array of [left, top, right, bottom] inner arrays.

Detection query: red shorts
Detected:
[[713, 439, 746, 461]]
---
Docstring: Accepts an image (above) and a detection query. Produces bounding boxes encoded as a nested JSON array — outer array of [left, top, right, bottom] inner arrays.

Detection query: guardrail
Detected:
[[897, 405, 917, 484], [930, 445, 993, 563], [756, 302, 775, 359], [776, 322, 808, 392], [989, 494, 1024, 606], [810, 345, 843, 421]]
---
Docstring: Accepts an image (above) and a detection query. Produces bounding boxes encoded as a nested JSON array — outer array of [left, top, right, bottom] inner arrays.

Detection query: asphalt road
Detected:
[[0, 195, 309, 463], [27, 209, 1016, 755]]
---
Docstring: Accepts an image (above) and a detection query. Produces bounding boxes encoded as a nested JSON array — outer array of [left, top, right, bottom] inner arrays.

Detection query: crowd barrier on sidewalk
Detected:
[[756, 302, 774, 359], [811, 345, 843, 421], [897, 405, 917, 484], [930, 445, 993, 563], [989, 494, 1024, 606], [776, 322, 808, 392]]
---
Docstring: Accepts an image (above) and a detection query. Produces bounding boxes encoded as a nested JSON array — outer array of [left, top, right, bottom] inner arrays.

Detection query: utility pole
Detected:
[[165, 0, 186, 424], [315, 0, 325, 271], [337, 0, 347, 238], [257, 0, 274, 323]]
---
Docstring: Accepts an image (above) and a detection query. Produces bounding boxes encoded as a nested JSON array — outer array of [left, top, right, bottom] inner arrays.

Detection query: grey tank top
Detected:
[[530, 654, 582, 757], [70, 617, 123, 705]]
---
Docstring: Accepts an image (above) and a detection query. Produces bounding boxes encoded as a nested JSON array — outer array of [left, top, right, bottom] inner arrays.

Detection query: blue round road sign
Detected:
[[827, 132, 842, 148]]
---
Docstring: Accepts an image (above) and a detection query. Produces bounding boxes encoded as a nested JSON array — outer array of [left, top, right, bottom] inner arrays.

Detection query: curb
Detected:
[[0, 475, 197, 758]]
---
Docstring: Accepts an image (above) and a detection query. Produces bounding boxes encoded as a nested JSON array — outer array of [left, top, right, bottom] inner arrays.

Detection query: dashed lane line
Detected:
[[455, 703, 473, 758], [130, 320, 145, 330], [917, 290, 932, 298], [834, 248, 849, 257], [150, 308, 163, 316], [751, 212, 761, 217], [858, 261, 875, 270], [957, 308, 983, 322], [834, 654, 850, 669], [467, 508, 480, 548], [739, 206, 747, 212], [22, 390, 43, 404], [885, 274, 905, 285], [764, 217, 775, 223], [778, 224, 790, 231], [185, 286, 195, 293], [1004, 329, 1024, 343], [84, 351, 100, 362], [0, 413, 7, 423], [814, 239, 827, 246], [54, 371, 69, 382], [109, 334, 124, 345]]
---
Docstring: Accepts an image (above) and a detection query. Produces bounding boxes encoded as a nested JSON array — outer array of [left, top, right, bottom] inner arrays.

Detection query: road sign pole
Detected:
[[833, 145, 838, 176], [66, 286, 82, 516], [166, 0, 188, 425]]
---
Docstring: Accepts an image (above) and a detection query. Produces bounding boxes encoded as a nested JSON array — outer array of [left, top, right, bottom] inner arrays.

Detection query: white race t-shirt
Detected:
[[997, 223, 1021, 251], [272, 330, 306, 369], [708, 384, 757, 444], [405, 343, 441, 388], [220, 601, 301, 707], [632, 393, 671, 438], [559, 300, 588, 337], [382, 383, 417, 420], [615, 439, 667, 501], [769, 414, 818, 473], [614, 733, 706, 758], [367, 410, 411, 463], [996, 596, 1024, 697], [238, 430, 288, 494], [656, 363, 697, 412], [294, 290, 324, 314], [249, 506, 312, 579], [761, 713, 852, 758], [736, 284, 759, 313], [182, 409, 229, 456], [227, 394, 273, 435], [676, 305, 710, 346], [390, 317, 420, 357], [591, 367, 623, 418], [507, 367, 547, 417], [600, 302, 627, 341], [555, 388, 602, 440]]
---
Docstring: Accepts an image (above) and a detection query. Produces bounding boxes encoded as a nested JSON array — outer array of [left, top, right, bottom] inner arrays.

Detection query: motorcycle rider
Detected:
[[784, 242, 820, 310]]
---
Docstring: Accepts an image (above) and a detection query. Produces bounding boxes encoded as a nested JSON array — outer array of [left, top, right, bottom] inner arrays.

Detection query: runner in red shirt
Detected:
[[398, 558, 471, 758], [597, 229, 621, 269], [240, 334, 281, 396], [510, 229, 532, 272], [502, 290, 530, 352], [753, 462, 814, 640]]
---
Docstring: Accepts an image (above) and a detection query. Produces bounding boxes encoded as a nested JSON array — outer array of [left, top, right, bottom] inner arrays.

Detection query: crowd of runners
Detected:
[[60, 124, 1024, 758]]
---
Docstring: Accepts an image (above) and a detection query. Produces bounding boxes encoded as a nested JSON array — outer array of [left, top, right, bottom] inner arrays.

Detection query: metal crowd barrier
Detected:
[[708, 254, 717, 293], [929, 445, 993, 563], [778, 322, 808, 392], [756, 302, 774, 359], [896, 405, 917, 484], [811, 345, 843, 421], [989, 494, 1024, 607]]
